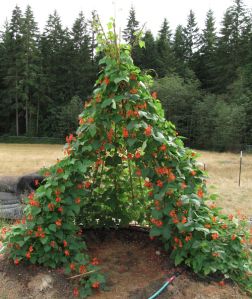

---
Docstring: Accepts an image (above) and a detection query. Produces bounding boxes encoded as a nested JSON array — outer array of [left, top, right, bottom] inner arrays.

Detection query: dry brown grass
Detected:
[[0, 143, 63, 177], [0, 144, 251, 217], [197, 150, 252, 217]]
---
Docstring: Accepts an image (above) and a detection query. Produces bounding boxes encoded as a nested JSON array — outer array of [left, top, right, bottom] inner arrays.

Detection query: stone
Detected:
[[28, 273, 54, 294]]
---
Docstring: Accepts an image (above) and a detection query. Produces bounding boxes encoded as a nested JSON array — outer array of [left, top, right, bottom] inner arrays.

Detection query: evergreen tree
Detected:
[[138, 30, 158, 72], [155, 18, 175, 77], [39, 11, 72, 136], [5, 6, 24, 136], [196, 9, 217, 90], [70, 12, 95, 98], [0, 22, 13, 134], [173, 25, 195, 79], [183, 10, 200, 63], [123, 6, 139, 46], [215, 0, 251, 92], [21, 5, 40, 135]]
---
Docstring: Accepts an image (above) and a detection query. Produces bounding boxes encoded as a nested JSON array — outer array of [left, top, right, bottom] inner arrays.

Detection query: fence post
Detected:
[[238, 151, 242, 187]]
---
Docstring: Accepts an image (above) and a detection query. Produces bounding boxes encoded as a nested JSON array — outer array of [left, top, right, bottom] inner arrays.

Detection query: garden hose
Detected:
[[147, 271, 182, 299], [0, 245, 5, 254]]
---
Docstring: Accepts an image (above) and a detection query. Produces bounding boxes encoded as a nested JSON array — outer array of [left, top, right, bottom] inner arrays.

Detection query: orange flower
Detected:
[[75, 197, 81, 204], [144, 125, 152, 136], [144, 180, 153, 189], [231, 234, 236, 240], [56, 197, 61, 203], [185, 235, 192, 242], [176, 200, 182, 207], [181, 182, 187, 189], [190, 170, 196, 176], [26, 252, 31, 259], [156, 180, 163, 188], [77, 183, 83, 189], [181, 216, 187, 224], [212, 252, 220, 257], [79, 265, 86, 274], [130, 73, 137, 80], [228, 214, 234, 221], [73, 288, 79, 297], [57, 168, 64, 174], [168, 172, 176, 182], [79, 117, 85, 125], [91, 257, 99, 265], [204, 224, 211, 229], [92, 282, 100, 289], [70, 263, 75, 271], [55, 219, 62, 227], [95, 94, 102, 103], [104, 76, 110, 85], [14, 258, 19, 265], [173, 217, 179, 224], [87, 117, 94, 123], [130, 88, 138, 94], [169, 210, 176, 217], [64, 250, 70, 256], [63, 240, 68, 247], [159, 144, 166, 151], [48, 203, 55, 211], [212, 233, 219, 240], [34, 179, 39, 186], [218, 280, 225, 287], [151, 91, 158, 99], [29, 246, 33, 252], [85, 181, 91, 189], [58, 207, 63, 213], [66, 134, 75, 144], [127, 153, 133, 159], [122, 127, 129, 138], [135, 169, 142, 176], [197, 188, 203, 198], [135, 151, 141, 159]]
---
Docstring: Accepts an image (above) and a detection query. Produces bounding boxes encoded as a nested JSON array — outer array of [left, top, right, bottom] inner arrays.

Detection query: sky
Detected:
[[0, 0, 251, 35]]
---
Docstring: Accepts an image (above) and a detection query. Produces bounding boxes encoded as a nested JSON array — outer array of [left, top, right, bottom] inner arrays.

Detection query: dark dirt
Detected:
[[0, 228, 250, 299]]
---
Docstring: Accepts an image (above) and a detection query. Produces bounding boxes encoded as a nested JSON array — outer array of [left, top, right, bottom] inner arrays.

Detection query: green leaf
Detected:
[[175, 254, 184, 266], [162, 226, 171, 239], [89, 124, 96, 137], [112, 99, 116, 109], [150, 226, 162, 237], [101, 98, 112, 108], [139, 40, 145, 48], [49, 224, 56, 232]]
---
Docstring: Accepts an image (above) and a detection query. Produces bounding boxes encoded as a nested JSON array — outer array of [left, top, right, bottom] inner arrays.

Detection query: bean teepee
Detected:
[[3, 21, 251, 297]]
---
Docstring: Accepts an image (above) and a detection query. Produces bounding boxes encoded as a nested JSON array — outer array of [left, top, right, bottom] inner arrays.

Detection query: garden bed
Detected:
[[0, 228, 249, 299]]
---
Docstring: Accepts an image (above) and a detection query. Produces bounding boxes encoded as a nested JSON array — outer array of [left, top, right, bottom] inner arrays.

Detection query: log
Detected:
[[0, 173, 44, 219]]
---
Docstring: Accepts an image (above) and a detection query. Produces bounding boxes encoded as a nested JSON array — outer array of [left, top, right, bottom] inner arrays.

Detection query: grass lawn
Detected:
[[0, 143, 251, 217]]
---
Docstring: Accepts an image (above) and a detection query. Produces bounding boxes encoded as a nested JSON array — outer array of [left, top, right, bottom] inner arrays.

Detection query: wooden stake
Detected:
[[67, 269, 97, 280], [238, 151, 242, 187]]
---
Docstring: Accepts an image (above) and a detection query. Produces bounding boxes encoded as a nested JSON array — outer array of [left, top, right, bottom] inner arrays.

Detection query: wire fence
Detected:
[[0, 136, 64, 144]]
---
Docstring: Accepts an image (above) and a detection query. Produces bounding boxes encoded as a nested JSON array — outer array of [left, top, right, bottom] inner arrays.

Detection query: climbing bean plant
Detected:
[[3, 20, 252, 297]]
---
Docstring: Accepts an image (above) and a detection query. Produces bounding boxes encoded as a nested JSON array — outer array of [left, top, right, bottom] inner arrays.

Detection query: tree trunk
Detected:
[[15, 72, 19, 137], [26, 96, 28, 135], [36, 98, 40, 135]]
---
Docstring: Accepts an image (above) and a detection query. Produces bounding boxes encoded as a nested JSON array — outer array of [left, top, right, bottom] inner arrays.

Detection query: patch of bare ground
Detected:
[[0, 229, 249, 299]]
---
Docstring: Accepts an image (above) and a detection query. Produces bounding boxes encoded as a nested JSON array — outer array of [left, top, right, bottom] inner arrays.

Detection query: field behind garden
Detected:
[[0, 143, 251, 217]]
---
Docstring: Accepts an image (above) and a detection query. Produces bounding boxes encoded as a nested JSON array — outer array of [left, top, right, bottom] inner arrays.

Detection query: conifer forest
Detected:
[[1, 0, 252, 151]]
